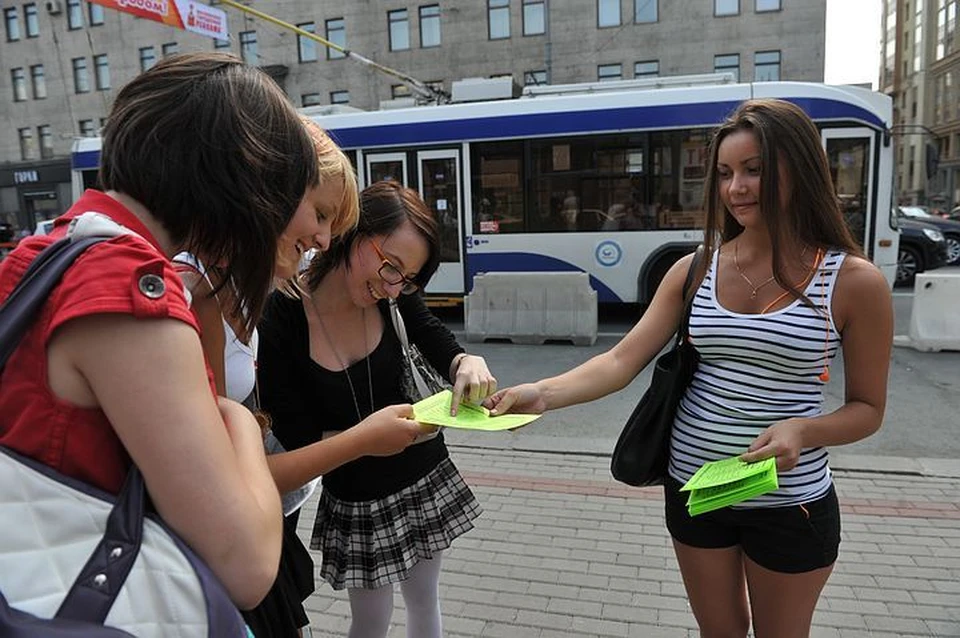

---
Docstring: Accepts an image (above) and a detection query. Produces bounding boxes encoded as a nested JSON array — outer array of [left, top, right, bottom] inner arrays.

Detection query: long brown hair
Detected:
[[99, 52, 317, 339], [700, 99, 863, 299]]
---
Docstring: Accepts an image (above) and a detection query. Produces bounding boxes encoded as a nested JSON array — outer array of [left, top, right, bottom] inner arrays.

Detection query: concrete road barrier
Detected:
[[893, 272, 960, 352], [464, 272, 598, 346]]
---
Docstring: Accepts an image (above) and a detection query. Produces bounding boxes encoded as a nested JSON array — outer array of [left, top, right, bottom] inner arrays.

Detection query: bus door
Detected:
[[364, 152, 408, 189], [821, 128, 877, 256], [417, 149, 464, 294]]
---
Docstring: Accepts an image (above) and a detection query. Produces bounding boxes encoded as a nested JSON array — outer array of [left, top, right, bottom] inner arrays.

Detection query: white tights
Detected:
[[346, 553, 444, 638]]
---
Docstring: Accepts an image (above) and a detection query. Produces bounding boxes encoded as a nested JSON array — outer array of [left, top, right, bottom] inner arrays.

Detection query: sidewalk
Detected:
[[299, 439, 960, 638]]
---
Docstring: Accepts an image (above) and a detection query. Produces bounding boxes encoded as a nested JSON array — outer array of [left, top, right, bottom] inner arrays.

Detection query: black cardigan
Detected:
[[257, 291, 464, 501]]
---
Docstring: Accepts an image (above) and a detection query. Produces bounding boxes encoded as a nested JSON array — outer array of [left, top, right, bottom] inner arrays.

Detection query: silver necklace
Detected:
[[308, 294, 374, 423]]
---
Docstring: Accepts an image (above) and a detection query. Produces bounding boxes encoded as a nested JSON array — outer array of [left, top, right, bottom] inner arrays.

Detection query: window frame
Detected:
[[598, 62, 623, 82], [67, 0, 83, 30], [388, 8, 410, 51], [326, 17, 346, 59], [18, 127, 34, 161], [301, 92, 321, 107], [488, 0, 510, 40], [598, 0, 621, 27], [139, 46, 156, 72], [524, 69, 548, 85], [522, 0, 545, 35], [161, 42, 179, 57], [88, 1, 105, 25], [715, 0, 740, 16], [30, 63, 45, 99], [239, 31, 257, 64], [11, 67, 27, 102], [755, 0, 781, 11], [79, 118, 96, 137], [330, 90, 350, 105], [714, 52, 740, 81], [38, 124, 53, 159], [419, 4, 441, 47], [635, 0, 657, 23], [23, 3, 38, 38], [634, 59, 659, 78], [72, 57, 89, 94], [297, 21, 317, 62], [754, 49, 781, 81], [4, 7, 20, 42], [94, 53, 110, 91]]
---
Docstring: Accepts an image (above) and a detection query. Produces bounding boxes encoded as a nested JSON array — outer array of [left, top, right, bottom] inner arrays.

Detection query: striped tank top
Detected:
[[667, 248, 846, 507]]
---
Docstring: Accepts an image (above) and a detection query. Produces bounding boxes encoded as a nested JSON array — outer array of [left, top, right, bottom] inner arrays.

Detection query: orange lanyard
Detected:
[[759, 248, 825, 315]]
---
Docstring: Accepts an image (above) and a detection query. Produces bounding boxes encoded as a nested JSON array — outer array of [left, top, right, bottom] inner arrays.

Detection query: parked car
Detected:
[[896, 217, 949, 286], [899, 206, 960, 266]]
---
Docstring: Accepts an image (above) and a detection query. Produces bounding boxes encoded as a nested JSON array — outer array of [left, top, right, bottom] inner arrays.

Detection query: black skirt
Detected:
[[242, 513, 315, 638]]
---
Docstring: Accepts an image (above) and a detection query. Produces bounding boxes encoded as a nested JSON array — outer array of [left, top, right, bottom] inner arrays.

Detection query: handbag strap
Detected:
[[0, 234, 148, 623], [677, 245, 704, 345], [388, 298, 414, 358]]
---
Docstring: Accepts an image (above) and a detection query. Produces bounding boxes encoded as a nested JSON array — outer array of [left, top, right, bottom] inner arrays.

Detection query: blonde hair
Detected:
[[300, 116, 359, 238]]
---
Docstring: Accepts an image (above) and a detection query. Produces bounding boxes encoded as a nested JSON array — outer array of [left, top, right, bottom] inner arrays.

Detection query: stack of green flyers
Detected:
[[680, 456, 779, 516], [412, 390, 540, 431]]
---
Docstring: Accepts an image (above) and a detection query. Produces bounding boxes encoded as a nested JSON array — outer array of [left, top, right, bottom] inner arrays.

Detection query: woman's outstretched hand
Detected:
[[450, 354, 497, 416], [483, 383, 547, 416]]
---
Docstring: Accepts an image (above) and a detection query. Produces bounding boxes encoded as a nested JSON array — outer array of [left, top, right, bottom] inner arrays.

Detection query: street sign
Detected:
[[89, 0, 228, 40]]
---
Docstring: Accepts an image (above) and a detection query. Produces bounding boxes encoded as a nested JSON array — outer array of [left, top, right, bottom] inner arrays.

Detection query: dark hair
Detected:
[[700, 98, 863, 299], [303, 180, 440, 291], [99, 52, 318, 338]]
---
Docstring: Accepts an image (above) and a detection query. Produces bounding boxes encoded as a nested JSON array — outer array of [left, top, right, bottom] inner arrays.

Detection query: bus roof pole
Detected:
[[216, 0, 446, 103]]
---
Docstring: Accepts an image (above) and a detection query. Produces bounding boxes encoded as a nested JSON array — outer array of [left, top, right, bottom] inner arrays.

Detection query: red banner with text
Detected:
[[89, 0, 228, 40]]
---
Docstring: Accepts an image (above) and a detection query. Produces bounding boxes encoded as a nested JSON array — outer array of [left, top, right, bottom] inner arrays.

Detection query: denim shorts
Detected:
[[664, 476, 841, 574]]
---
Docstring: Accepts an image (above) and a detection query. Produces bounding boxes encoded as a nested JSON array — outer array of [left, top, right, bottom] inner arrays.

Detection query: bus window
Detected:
[[471, 141, 525, 234], [826, 137, 870, 248], [650, 130, 709, 230]]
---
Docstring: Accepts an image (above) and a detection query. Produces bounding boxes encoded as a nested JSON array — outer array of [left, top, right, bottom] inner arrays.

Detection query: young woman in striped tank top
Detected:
[[487, 99, 893, 637]]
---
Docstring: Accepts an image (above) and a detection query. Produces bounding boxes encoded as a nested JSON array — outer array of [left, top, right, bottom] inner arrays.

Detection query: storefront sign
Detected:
[[13, 170, 39, 184]]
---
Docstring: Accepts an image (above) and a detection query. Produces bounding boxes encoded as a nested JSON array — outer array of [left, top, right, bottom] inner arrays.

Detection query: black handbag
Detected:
[[610, 247, 703, 487]]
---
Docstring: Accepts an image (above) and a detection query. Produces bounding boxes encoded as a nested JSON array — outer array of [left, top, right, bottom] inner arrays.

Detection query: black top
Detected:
[[258, 291, 464, 502]]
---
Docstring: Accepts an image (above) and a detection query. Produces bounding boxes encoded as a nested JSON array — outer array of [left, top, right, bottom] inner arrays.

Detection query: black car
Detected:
[[896, 217, 949, 286], [899, 206, 960, 266]]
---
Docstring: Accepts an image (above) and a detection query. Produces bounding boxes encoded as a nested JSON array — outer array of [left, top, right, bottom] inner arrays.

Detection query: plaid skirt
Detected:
[[310, 457, 481, 591]]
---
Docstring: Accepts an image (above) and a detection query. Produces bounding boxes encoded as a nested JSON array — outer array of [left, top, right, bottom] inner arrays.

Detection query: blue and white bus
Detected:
[[71, 76, 898, 303]]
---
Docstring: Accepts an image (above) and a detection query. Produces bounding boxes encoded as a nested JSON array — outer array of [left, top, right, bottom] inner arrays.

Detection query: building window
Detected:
[[301, 92, 321, 107], [18, 127, 34, 160], [388, 9, 409, 51], [79, 118, 96, 136], [11, 68, 27, 102], [523, 0, 545, 35], [754, 50, 780, 81], [297, 22, 317, 62], [635, 59, 659, 77], [24, 3, 38, 37], [72, 57, 89, 93], [326, 18, 345, 59], [239, 31, 257, 64], [598, 0, 621, 27], [4, 7, 20, 41], [715, 0, 739, 16], [755, 0, 780, 11], [598, 63, 622, 81], [524, 69, 547, 85], [714, 53, 740, 81], [67, 0, 83, 29], [30, 64, 45, 99], [38, 124, 53, 159], [214, 37, 230, 49], [139, 46, 156, 71], [420, 5, 441, 47], [635, 0, 657, 23], [489, 0, 510, 39], [391, 84, 411, 99], [88, 1, 105, 25], [94, 54, 110, 90], [162, 42, 179, 57], [330, 90, 349, 104]]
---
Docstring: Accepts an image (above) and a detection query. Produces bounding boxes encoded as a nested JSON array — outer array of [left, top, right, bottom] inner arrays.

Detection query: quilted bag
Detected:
[[0, 231, 247, 637], [388, 298, 450, 402]]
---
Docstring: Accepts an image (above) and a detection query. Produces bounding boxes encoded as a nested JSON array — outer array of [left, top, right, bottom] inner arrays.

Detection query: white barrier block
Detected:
[[465, 272, 598, 346], [893, 272, 960, 352]]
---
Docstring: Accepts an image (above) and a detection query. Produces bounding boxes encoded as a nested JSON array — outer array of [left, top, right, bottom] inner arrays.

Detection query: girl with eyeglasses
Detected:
[[257, 180, 496, 638]]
